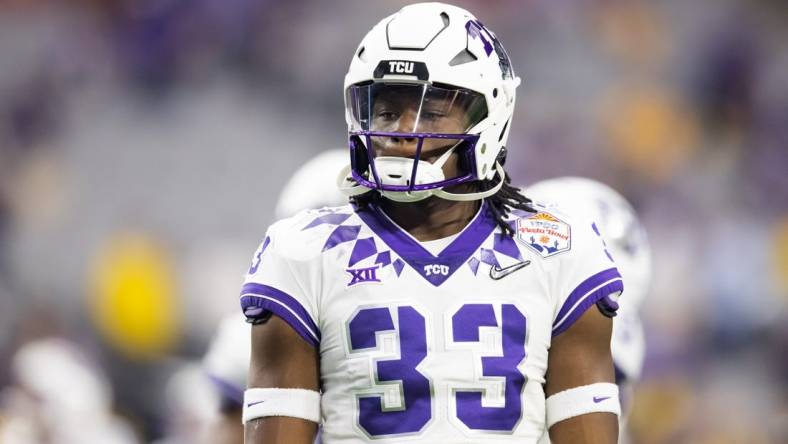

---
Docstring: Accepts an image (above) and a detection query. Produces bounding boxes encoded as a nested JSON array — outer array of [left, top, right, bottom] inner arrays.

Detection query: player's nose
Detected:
[[381, 112, 419, 157]]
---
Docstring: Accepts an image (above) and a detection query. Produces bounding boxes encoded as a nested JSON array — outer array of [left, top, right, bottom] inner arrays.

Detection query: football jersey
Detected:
[[240, 200, 622, 444]]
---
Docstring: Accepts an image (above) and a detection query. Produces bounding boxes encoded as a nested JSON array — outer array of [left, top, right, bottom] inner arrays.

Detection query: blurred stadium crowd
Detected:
[[0, 0, 786, 443]]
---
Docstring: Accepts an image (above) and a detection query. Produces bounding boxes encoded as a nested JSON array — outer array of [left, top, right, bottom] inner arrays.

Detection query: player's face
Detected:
[[370, 86, 473, 176]]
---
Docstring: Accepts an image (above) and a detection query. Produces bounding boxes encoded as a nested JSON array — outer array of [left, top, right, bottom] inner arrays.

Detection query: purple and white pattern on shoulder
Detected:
[[302, 210, 407, 284]]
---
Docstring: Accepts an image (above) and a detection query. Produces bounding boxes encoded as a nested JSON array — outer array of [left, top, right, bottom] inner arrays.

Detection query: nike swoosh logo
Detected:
[[247, 400, 265, 407], [489, 260, 531, 280], [593, 396, 610, 403]]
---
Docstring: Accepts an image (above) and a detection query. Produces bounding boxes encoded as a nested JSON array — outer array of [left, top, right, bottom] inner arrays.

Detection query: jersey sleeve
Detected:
[[239, 222, 321, 348], [551, 219, 624, 337]]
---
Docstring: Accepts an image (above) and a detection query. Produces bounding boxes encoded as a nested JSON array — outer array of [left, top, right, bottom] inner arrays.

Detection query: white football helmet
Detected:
[[275, 148, 349, 219], [341, 2, 520, 202], [525, 177, 652, 311], [525, 177, 652, 381]]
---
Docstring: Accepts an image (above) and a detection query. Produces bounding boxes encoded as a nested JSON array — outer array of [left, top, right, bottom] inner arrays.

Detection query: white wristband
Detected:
[[545, 382, 620, 428], [242, 388, 321, 424]]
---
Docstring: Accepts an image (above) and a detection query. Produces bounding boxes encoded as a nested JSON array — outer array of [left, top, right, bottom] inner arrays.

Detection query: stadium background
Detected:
[[0, 0, 786, 442]]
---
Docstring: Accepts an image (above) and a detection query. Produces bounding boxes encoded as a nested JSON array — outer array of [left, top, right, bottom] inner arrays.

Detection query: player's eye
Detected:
[[421, 110, 446, 120], [375, 110, 399, 120]]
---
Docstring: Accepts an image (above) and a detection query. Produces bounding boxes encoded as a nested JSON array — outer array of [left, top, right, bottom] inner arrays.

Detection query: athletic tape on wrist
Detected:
[[242, 388, 321, 424], [545, 382, 620, 428]]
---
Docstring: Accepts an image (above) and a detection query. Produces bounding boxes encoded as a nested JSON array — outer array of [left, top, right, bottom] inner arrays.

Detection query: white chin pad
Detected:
[[374, 156, 446, 188], [374, 156, 446, 202]]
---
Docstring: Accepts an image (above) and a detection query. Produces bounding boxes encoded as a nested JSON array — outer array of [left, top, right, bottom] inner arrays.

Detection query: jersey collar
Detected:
[[356, 200, 497, 286]]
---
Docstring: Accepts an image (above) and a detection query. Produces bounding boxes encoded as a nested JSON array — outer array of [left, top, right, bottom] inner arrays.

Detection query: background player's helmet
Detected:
[[203, 149, 350, 407], [275, 148, 349, 219], [341, 2, 520, 202], [525, 177, 652, 380], [525, 177, 651, 311]]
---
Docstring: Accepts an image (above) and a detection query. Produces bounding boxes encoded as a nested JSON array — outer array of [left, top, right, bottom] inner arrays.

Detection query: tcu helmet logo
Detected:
[[423, 264, 449, 276], [374, 60, 429, 81], [388, 61, 415, 74]]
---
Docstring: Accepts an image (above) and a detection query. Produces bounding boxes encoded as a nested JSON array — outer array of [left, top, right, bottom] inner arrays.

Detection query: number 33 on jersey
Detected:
[[241, 202, 623, 443]]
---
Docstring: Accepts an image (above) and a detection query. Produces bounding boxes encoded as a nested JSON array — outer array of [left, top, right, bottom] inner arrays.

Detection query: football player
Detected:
[[202, 149, 348, 444], [242, 3, 623, 444], [525, 177, 652, 441]]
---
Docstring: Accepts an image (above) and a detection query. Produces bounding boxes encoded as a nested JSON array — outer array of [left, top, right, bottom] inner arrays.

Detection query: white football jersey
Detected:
[[241, 200, 622, 443]]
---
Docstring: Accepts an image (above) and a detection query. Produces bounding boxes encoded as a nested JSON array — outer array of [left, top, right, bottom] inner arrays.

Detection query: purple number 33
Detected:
[[348, 303, 527, 436]]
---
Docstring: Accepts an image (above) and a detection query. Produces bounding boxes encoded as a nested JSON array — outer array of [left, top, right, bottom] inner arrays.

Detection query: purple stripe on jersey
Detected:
[[467, 256, 480, 275], [241, 294, 320, 348], [493, 233, 523, 260], [206, 373, 244, 406], [349, 237, 377, 267], [240, 283, 320, 347], [355, 200, 497, 287], [554, 268, 621, 324], [323, 225, 362, 251], [479, 248, 500, 267], [375, 250, 391, 267], [302, 212, 352, 230], [393, 258, 405, 276], [552, 272, 623, 337]]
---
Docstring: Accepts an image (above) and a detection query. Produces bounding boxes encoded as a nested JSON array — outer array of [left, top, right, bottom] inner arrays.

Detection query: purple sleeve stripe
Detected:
[[240, 283, 320, 346], [241, 283, 319, 336], [554, 267, 621, 323], [241, 294, 320, 348], [206, 373, 244, 406], [552, 279, 624, 337]]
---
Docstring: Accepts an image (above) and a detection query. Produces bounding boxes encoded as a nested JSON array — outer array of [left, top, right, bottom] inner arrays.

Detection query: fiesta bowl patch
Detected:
[[515, 212, 571, 258]]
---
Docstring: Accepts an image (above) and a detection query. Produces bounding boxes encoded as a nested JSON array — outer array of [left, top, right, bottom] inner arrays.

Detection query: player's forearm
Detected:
[[244, 417, 317, 444], [548, 412, 618, 443], [207, 409, 244, 444]]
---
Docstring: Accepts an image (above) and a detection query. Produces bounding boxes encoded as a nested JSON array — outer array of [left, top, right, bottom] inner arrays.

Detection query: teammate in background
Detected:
[[525, 177, 652, 442], [0, 338, 139, 444], [242, 3, 623, 444], [202, 149, 348, 444]]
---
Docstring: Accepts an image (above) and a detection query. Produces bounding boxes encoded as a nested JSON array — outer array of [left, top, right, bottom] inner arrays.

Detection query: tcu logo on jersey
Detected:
[[423, 264, 449, 276], [388, 61, 414, 74]]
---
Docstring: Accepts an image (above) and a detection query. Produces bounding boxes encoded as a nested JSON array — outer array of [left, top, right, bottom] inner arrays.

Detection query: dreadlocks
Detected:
[[350, 167, 535, 237], [482, 172, 536, 236]]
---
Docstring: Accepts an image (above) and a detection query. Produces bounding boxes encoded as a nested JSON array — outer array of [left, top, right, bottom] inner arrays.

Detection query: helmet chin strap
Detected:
[[338, 161, 506, 203], [433, 162, 506, 201], [337, 164, 372, 197]]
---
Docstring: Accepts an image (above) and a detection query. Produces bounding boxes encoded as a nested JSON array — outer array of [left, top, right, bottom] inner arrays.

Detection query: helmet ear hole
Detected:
[[357, 46, 367, 62]]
